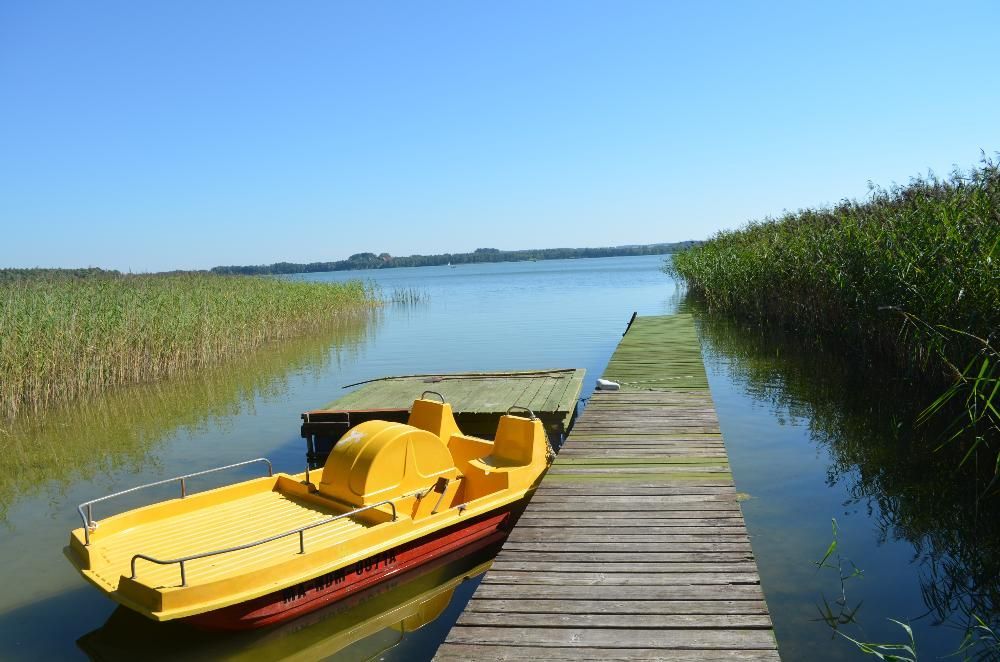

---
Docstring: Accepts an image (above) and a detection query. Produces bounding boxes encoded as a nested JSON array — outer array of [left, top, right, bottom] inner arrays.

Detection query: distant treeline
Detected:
[[0, 267, 120, 282], [210, 242, 699, 275], [0, 267, 212, 282]]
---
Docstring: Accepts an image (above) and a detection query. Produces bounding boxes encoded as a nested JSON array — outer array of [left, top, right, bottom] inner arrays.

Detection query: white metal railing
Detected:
[[76, 458, 274, 545], [128, 499, 397, 586]]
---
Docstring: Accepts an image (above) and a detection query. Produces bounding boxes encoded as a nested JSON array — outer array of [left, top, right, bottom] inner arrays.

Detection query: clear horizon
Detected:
[[2, 1, 998, 272]]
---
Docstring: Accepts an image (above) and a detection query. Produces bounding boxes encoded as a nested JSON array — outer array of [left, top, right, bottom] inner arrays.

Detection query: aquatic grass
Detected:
[[955, 616, 1000, 660], [812, 518, 1000, 661], [696, 309, 1000, 657], [916, 324, 1000, 490], [668, 156, 1000, 383], [670, 157, 1000, 485], [0, 273, 379, 420], [0, 313, 376, 520], [837, 620, 918, 662], [388, 287, 430, 305]]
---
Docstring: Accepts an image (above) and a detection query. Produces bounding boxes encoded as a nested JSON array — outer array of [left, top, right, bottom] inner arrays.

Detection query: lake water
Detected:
[[0, 255, 995, 659]]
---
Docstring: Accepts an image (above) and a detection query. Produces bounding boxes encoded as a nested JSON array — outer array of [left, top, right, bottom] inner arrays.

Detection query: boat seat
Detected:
[[407, 398, 462, 444], [468, 453, 528, 472], [467, 414, 544, 474], [460, 414, 549, 497], [447, 434, 494, 467]]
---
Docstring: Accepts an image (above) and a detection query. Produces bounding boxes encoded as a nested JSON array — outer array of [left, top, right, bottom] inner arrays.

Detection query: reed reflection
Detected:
[[694, 307, 1000, 642], [0, 312, 378, 521]]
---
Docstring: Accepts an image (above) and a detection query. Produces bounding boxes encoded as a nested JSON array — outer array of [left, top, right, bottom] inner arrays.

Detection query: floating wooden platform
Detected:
[[436, 315, 778, 660], [318, 369, 586, 438]]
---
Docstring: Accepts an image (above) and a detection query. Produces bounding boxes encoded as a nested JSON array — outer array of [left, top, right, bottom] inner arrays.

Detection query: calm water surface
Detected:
[[0, 255, 992, 659]]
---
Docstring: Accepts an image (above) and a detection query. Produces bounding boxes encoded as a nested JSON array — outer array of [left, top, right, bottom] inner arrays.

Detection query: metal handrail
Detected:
[[77, 458, 274, 545], [129, 499, 398, 586], [506, 405, 536, 420], [420, 390, 445, 402]]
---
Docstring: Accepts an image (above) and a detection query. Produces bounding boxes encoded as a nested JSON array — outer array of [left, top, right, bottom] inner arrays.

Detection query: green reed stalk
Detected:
[[669, 157, 999, 379], [668, 155, 1000, 477], [0, 273, 379, 421]]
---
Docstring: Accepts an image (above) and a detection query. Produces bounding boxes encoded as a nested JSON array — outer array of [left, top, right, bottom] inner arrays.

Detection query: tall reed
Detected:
[[668, 157, 1000, 381], [0, 311, 376, 518], [388, 287, 429, 305], [0, 273, 378, 420]]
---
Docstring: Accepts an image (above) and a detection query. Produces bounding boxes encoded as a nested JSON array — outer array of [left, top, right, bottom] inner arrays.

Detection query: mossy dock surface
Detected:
[[324, 369, 586, 437], [437, 314, 778, 660]]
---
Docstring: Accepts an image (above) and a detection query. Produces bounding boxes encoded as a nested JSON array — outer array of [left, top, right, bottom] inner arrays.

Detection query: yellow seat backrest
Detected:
[[461, 415, 549, 498], [492, 415, 544, 466], [408, 398, 462, 443]]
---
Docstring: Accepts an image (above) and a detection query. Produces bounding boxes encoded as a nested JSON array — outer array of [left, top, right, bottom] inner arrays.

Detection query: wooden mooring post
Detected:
[[436, 314, 779, 660]]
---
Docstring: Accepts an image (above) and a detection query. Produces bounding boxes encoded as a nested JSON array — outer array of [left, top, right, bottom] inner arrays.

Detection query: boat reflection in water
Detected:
[[77, 540, 500, 661]]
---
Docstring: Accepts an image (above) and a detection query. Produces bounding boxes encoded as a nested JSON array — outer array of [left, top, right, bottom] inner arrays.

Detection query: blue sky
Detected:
[[2, 1, 997, 272]]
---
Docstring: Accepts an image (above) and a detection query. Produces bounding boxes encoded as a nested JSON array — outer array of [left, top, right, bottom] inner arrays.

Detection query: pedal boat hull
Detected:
[[186, 505, 513, 630]]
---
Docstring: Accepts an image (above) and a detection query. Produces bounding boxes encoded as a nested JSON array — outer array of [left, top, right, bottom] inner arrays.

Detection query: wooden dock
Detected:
[[436, 315, 778, 660], [322, 368, 586, 437]]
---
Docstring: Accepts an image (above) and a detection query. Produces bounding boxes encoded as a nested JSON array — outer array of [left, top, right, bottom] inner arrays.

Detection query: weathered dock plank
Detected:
[[460, 599, 770, 615], [444, 625, 776, 648], [437, 314, 778, 660], [436, 646, 778, 661], [322, 368, 586, 436], [456, 613, 774, 629]]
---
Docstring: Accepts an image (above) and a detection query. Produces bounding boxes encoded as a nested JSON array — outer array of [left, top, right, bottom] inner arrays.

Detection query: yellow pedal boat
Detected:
[[65, 395, 551, 629]]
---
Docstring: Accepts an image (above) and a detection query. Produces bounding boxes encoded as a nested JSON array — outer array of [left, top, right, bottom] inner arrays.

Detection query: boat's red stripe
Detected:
[[185, 507, 513, 630]]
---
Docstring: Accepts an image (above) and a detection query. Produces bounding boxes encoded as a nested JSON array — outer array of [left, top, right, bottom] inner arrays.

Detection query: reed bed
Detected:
[[669, 157, 1000, 469], [0, 312, 376, 518], [669, 158, 1000, 379], [0, 273, 378, 420], [388, 287, 429, 305]]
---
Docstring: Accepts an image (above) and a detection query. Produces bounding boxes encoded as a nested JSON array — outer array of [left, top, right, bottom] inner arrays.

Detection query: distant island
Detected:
[[210, 242, 699, 275]]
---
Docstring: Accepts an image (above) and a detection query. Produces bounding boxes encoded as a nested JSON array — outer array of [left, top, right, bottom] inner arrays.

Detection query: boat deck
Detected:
[[436, 315, 779, 660], [95, 490, 367, 589]]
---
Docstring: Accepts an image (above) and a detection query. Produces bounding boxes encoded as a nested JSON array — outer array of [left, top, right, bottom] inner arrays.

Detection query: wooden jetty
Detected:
[[320, 368, 584, 435], [436, 314, 778, 660], [302, 369, 586, 465]]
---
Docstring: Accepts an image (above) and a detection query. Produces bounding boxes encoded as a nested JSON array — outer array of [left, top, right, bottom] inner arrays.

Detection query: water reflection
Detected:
[[76, 542, 498, 661], [694, 307, 1000, 645], [0, 313, 377, 521]]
